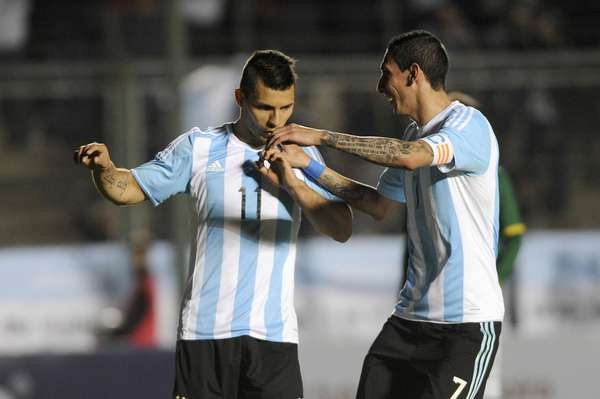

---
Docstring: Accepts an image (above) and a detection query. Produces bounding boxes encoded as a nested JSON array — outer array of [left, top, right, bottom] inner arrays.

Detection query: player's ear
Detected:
[[235, 88, 244, 107], [407, 64, 419, 86]]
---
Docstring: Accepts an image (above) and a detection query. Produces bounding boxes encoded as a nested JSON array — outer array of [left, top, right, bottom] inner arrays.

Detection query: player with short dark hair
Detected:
[[75, 49, 352, 399], [265, 31, 503, 399], [387, 30, 449, 90], [240, 50, 298, 98]]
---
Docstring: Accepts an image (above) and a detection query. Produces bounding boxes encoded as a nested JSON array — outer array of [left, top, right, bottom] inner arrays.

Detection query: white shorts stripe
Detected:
[[471, 322, 497, 397], [466, 322, 490, 399]]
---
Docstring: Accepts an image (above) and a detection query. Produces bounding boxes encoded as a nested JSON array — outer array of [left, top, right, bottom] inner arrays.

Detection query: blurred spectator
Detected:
[[182, 0, 226, 27], [0, 0, 31, 58], [104, 230, 158, 348]]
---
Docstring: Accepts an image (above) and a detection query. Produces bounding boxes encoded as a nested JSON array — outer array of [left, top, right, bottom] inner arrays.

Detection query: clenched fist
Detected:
[[74, 142, 113, 170]]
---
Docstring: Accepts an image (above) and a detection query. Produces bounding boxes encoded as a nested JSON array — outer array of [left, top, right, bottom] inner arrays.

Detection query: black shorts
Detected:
[[173, 336, 303, 399], [357, 316, 501, 399]]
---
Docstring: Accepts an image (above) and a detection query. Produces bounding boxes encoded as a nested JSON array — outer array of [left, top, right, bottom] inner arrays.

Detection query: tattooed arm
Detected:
[[92, 164, 146, 205], [269, 124, 433, 170], [317, 167, 402, 221], [322, 132, 433, 169], [75, 142, 146, 205]]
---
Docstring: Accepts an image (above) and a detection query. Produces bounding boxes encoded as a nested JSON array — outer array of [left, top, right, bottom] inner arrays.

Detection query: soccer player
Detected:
[[446, 91, 526, 399], [265, 31, 503, 398], [75, 50, 352, 399]]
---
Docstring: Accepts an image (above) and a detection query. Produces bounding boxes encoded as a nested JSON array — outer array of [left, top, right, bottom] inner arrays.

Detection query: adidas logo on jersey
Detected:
[[207, 160, 224, 172]]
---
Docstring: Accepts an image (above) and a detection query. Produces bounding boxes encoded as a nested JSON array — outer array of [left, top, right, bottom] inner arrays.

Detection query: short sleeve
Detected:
[[377, 167, 406, 203], [131, 132, 194, 206], [425, 110, 491, 175], [300, 146, 343, 202]]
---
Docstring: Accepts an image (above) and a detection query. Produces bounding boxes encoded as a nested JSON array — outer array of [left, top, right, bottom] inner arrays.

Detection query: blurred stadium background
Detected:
[[0, 1, 599, 398]]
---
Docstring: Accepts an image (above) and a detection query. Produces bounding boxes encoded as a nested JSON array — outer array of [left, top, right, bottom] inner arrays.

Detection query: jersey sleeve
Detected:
[[131, 132, 194, 206], [300, 146, 343, 202], [376, 167, 406, 203], [421, 109, 492, 175]]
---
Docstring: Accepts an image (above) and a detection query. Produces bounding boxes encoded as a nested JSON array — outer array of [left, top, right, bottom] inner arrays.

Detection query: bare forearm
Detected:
[[317, 168, 386, 220], [322, 131, 432, 169], [92, 163, 145, 205], [287, 182, 352, 242]]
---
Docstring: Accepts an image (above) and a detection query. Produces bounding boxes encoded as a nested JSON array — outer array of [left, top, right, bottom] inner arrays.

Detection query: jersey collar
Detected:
[[418, 101, 461, 137]]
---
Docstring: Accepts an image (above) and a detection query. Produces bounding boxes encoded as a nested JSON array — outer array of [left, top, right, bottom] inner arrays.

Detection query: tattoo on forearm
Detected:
[[323, 131, 339, 147], [325, 133, 432, 166], [320, 173, 369, 202], [102, 172, 129, 196]]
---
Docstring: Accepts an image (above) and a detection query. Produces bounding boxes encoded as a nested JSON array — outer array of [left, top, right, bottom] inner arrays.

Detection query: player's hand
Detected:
[[259, 144, 310, 169], [257, 149, 301, 192], [267, 123, 327, 149], [74, 142, 113, 170]]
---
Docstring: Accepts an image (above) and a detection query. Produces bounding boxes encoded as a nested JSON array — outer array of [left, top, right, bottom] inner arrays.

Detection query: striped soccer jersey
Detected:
[[132, 123, 337, 343], [378, 101, 504, 323]]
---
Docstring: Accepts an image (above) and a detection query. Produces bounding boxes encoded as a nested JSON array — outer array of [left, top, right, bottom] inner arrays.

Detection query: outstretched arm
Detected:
[[74, 142, 146, 205], [268, 123, 433, 170]]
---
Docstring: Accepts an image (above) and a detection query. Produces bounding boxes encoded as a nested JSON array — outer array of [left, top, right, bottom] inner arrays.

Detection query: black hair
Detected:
[[240, 50, 297, 98], [387, 30, 449, 90]]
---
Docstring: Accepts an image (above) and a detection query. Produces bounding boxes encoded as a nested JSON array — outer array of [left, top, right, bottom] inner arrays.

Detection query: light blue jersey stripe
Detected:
[[196, 134, 229, 338], [265, 191, 294, 341], [433, 179, 464, 322], [231, 149, 262, 334]]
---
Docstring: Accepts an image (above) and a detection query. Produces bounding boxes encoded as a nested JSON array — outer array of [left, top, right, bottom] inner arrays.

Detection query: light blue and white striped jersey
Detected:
[[378, 101, 504, 323], [132, 123, 338, 343]]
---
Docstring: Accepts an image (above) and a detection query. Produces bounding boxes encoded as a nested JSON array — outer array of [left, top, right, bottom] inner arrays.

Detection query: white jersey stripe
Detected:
[[281, 205, 300, 342], [457, 107, 475, 130], [213, 139, 245, 338], [195, 133, 230, 337], [249, 181, 280, 340], [230, 148, 262, 336], [181, 136, 211, 339], [265, 192, 296, 341], [448, 107, 469, 128]]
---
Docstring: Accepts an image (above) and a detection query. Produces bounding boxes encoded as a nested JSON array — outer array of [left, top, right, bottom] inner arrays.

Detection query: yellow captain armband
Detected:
[[502, 223, 526, 237]]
